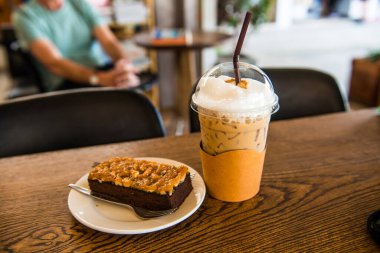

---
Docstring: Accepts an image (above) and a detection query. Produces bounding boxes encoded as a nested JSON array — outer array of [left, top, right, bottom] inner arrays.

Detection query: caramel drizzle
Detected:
[[88, 157, 189, 195], [225, 78, 248, 89]]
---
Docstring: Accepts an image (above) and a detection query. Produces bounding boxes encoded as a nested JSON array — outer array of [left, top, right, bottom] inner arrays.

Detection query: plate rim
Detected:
[[67, 157, 206, 234]]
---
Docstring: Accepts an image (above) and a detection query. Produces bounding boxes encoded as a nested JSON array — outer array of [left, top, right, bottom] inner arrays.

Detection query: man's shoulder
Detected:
[[68, 0, 92, 10], [68, 0, 102, 24], [14, 1, 41, 20]]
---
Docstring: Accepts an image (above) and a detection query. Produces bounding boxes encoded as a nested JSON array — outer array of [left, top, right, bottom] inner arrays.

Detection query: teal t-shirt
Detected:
[[12, 0, 109, 90]]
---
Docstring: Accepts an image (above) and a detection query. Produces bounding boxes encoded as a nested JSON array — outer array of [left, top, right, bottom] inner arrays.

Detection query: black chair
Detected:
[[0, 25, 46, 97], [189, 68, 347, 132], [0, 88, 166, 158]]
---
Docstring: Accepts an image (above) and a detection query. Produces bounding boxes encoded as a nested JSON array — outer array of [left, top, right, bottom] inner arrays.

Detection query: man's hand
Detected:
[[97, 59, 140, 88], [114, 59, 140, 88]]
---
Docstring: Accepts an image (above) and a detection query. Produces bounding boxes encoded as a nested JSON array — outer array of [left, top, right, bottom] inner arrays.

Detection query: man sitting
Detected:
[[12, 0, 140, 91]]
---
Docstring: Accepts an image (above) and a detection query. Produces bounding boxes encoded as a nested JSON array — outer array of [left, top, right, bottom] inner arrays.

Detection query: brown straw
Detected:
[[233, 11, 252, 85]]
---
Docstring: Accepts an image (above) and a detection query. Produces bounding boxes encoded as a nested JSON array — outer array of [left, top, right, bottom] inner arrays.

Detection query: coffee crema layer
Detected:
[[199, 112, 270, 155]]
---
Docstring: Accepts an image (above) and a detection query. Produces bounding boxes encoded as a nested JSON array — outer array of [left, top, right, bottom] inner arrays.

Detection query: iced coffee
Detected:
[[191, 62, 279, 202]]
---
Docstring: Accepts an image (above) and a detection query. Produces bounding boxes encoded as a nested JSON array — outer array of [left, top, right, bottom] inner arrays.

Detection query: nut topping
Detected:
[[88, 157, 189, 195]]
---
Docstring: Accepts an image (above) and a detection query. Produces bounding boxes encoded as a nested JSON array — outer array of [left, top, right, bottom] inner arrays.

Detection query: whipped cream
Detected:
[[192, 75, 277, 113]]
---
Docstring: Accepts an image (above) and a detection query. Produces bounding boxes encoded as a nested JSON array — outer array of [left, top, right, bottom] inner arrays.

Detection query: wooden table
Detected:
[[134, 31, 231, 120], [1, 109, 379, 252]]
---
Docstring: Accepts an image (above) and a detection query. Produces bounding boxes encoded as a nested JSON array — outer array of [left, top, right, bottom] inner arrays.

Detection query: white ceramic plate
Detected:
[[68, 157, 206, 234]]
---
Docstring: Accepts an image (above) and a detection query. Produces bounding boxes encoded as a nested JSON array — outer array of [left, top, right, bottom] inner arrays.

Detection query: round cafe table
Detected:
[[133, 31, 231, 121]]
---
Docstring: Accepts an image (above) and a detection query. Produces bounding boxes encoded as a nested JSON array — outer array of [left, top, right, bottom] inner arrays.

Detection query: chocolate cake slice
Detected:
[[88, 157, 193, 210]]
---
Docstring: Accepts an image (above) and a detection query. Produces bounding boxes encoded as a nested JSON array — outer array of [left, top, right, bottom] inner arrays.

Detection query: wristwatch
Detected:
[[89, 73, 99, 86]]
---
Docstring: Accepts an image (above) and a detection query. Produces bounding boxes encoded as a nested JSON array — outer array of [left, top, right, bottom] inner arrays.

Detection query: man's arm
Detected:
[[92, 25, 140, 87], [29, 38, 123, 87], [93, 25, 125, 62]]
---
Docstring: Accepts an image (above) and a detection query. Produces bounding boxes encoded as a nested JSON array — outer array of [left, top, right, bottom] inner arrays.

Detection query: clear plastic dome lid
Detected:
[[191, 62, 279, 117]]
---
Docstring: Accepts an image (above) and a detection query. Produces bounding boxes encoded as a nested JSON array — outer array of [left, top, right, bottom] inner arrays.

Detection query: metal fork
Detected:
[[68, 184, 178, 219]]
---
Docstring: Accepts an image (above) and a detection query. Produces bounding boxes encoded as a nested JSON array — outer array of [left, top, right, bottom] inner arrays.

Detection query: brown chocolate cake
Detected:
[[88, 157, 193, 210]]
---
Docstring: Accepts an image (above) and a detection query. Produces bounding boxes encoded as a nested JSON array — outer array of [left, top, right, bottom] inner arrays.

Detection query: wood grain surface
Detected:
[[0, 109, 379, 252]]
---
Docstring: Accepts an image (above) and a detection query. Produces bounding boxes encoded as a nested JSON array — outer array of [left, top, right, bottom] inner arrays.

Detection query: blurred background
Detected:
[[1, 0, 379, 134]]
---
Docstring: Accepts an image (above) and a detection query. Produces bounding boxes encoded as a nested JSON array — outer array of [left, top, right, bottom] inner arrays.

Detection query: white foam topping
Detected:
[[192, 75, 276, 113]]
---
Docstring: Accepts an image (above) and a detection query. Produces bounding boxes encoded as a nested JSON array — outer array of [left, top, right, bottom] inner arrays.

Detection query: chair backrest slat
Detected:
[[0, 88, 166, 158]]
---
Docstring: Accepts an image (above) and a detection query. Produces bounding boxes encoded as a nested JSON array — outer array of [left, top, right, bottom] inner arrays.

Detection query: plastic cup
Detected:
[[191, 62, 279, 202]]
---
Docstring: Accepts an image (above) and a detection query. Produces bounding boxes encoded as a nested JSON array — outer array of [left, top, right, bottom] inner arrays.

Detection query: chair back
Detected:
[[189, 68, 347, 132], [0, 25, 46, 96], [0, 88, 165, 158], [263, 68, 347, 120]]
